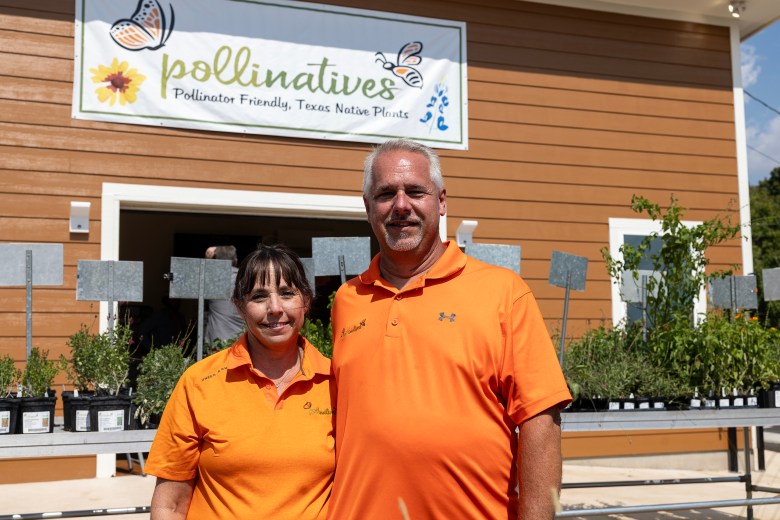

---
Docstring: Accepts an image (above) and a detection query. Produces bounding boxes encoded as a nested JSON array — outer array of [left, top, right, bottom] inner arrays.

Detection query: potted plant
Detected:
[[0, 354, 21, 435], [61, 325, 96, 431], [635, 362, 684, 410], [563, 323, 644, 411], [133, 341, 193, 428], [18, 347, 62, 434], [62, 323, 134, 432]]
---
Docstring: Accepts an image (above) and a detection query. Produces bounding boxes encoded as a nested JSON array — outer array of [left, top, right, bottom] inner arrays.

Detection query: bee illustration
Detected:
[[375, 41, 423, 88], [110, 0, 175, 51]]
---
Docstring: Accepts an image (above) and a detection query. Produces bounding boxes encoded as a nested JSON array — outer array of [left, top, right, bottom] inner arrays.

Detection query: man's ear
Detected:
[[438, 188, 447, 216]]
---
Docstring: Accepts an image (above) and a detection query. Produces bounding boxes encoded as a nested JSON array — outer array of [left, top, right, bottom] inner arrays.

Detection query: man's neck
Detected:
[[379, 241, 447, 290]]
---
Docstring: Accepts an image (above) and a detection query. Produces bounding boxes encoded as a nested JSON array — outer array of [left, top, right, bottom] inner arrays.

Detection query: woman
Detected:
[[145, 244, 334, 519]]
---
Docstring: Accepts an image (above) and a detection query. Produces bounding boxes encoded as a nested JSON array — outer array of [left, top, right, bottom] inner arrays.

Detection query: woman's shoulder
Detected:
[[180, 346, 233, 382]]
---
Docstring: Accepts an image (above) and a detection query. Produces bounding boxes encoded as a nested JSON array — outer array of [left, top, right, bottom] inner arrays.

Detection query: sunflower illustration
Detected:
[[90, 58, 146, 106]]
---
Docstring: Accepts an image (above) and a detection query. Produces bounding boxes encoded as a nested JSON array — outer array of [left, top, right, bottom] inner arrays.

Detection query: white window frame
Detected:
[[608, 217, 706, 327]]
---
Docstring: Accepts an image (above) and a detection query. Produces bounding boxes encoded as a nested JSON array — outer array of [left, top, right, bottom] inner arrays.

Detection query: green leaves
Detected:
[[22, 347, 63, 398], [750, 167, 780, 327], [0, 354, 21, 397], [602, 194, 739, 329], [300, 318, 332, 359], [63, 324, 133, 396], [300, 290, 335, 359], [133, 342, 193, 426], [564, 313, 780, 402]]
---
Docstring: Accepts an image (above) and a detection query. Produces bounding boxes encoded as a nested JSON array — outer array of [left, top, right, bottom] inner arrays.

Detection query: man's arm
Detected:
[[150, 477, 195, 520], [517, 406, 563, 520]]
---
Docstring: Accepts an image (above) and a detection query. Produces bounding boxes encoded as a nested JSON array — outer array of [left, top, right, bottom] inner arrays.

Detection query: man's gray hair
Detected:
[[363, 139, 444, 195]]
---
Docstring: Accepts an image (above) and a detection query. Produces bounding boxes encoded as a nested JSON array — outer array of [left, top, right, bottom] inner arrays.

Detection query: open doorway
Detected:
[[118, 209, 375, 341]]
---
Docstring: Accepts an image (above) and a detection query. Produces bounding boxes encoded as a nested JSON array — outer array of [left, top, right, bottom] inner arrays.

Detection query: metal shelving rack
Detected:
[[559, 408, 780, 518]]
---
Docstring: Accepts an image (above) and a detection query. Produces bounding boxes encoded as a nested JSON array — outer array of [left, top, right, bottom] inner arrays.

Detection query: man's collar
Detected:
[[359, 241, 466, 290]]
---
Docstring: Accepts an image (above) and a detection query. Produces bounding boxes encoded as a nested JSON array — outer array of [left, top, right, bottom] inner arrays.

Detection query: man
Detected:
[[329, 139, 571, 519], [204, 245, 245, 344]]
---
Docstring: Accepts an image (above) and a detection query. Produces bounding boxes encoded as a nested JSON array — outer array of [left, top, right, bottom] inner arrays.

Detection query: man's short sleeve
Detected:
[[502, 289, 572, 425]]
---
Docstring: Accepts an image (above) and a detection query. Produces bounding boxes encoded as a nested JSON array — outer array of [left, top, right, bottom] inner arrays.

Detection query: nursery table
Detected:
[[559, 408, 780, 519], [0, 427, 156, 458]]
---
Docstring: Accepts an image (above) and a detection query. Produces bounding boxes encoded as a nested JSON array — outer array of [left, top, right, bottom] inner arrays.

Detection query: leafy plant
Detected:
[[133, 342, 193, 426], [203, 335, 237, 357], [636, 362, 685, 399], [0, 354, 21, 397], [301, 317, 332, 359], [750, 166, 780, 327], [300, 291, 335, 359], [63, 325, 96, 391], [637, 310, 779, 399], [62, 323, 133, 396], [563, 323, 648, 401], [22, 347, 63, 398], [602, 194, 740, 329]]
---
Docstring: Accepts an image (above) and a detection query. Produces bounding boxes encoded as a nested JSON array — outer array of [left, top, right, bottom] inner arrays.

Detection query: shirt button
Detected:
[[265, 384, 272, 390], [391, 319, 398, 326], [395, 295, 402, 300]]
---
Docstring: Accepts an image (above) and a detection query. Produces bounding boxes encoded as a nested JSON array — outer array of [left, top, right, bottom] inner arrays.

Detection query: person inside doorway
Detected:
[[204, 245, 245, 344]]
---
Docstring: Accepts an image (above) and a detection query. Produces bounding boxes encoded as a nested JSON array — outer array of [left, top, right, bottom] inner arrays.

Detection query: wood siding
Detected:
[[0, 1, 741, 380]]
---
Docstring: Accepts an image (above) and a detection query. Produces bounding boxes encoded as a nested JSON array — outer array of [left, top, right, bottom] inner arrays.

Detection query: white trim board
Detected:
[[730, 24, 754, 276]]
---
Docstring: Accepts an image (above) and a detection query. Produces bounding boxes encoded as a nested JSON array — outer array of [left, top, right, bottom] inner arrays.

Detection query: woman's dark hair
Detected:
[[232, 244, 313, 312]]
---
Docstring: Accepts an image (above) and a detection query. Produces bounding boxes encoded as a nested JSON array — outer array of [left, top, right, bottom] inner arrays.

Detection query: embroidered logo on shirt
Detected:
[[308, 407, 335, 415], [200, 366, 227, 381], [439, 312, 456, 322], [303, 402, 312, 409], [341, 318, 367, 338]]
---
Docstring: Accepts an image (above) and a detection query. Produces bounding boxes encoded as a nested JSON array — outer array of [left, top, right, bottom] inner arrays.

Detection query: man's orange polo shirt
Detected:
[[145, 335, 335, 520], [329, 241, 571, 519]]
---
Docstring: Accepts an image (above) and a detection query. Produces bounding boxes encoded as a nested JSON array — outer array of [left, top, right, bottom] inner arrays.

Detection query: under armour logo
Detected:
[[439, 312, 456, 322]]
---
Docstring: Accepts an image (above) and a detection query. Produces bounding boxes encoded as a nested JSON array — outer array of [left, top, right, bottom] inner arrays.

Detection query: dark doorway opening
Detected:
[[119, 209, 375, 352]]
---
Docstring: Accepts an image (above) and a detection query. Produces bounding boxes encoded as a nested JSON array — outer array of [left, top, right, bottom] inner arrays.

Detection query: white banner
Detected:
[[72, 0, 468, 149]]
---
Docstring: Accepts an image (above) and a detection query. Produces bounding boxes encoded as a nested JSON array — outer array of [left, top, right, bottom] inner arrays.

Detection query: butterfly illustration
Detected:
[[110, 0, 175, 51], [375, 41, 423, 88]]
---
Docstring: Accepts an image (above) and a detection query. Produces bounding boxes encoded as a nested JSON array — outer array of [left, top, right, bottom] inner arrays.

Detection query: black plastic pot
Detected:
[[88, 395, 133, 432], [0, 397, 20, 435], [62, 391, 94, 432], [759, 382, 780, 408], [16, 396, 56, 434]]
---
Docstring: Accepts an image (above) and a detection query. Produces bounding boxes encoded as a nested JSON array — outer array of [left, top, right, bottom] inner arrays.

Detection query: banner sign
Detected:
[[72, 0, 468, 149]]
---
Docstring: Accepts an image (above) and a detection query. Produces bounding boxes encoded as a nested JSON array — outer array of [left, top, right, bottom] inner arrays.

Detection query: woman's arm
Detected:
[[150, 477, 195, 520]]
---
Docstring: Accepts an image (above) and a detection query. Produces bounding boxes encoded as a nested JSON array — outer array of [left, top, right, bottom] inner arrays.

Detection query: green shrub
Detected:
[[22, 347, 63, 397], [602, 195, 739, 329], [300, 291, 335, 359], [301, 317, 332, 359], [133, 342, 193, 426], [0, 354, 21, 397], [203, 335, 238, 357], [649, 312, 780, 395], [564, 312, 780, 405], [563, 323, 645, 401], [62, 323, 133, 396]]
